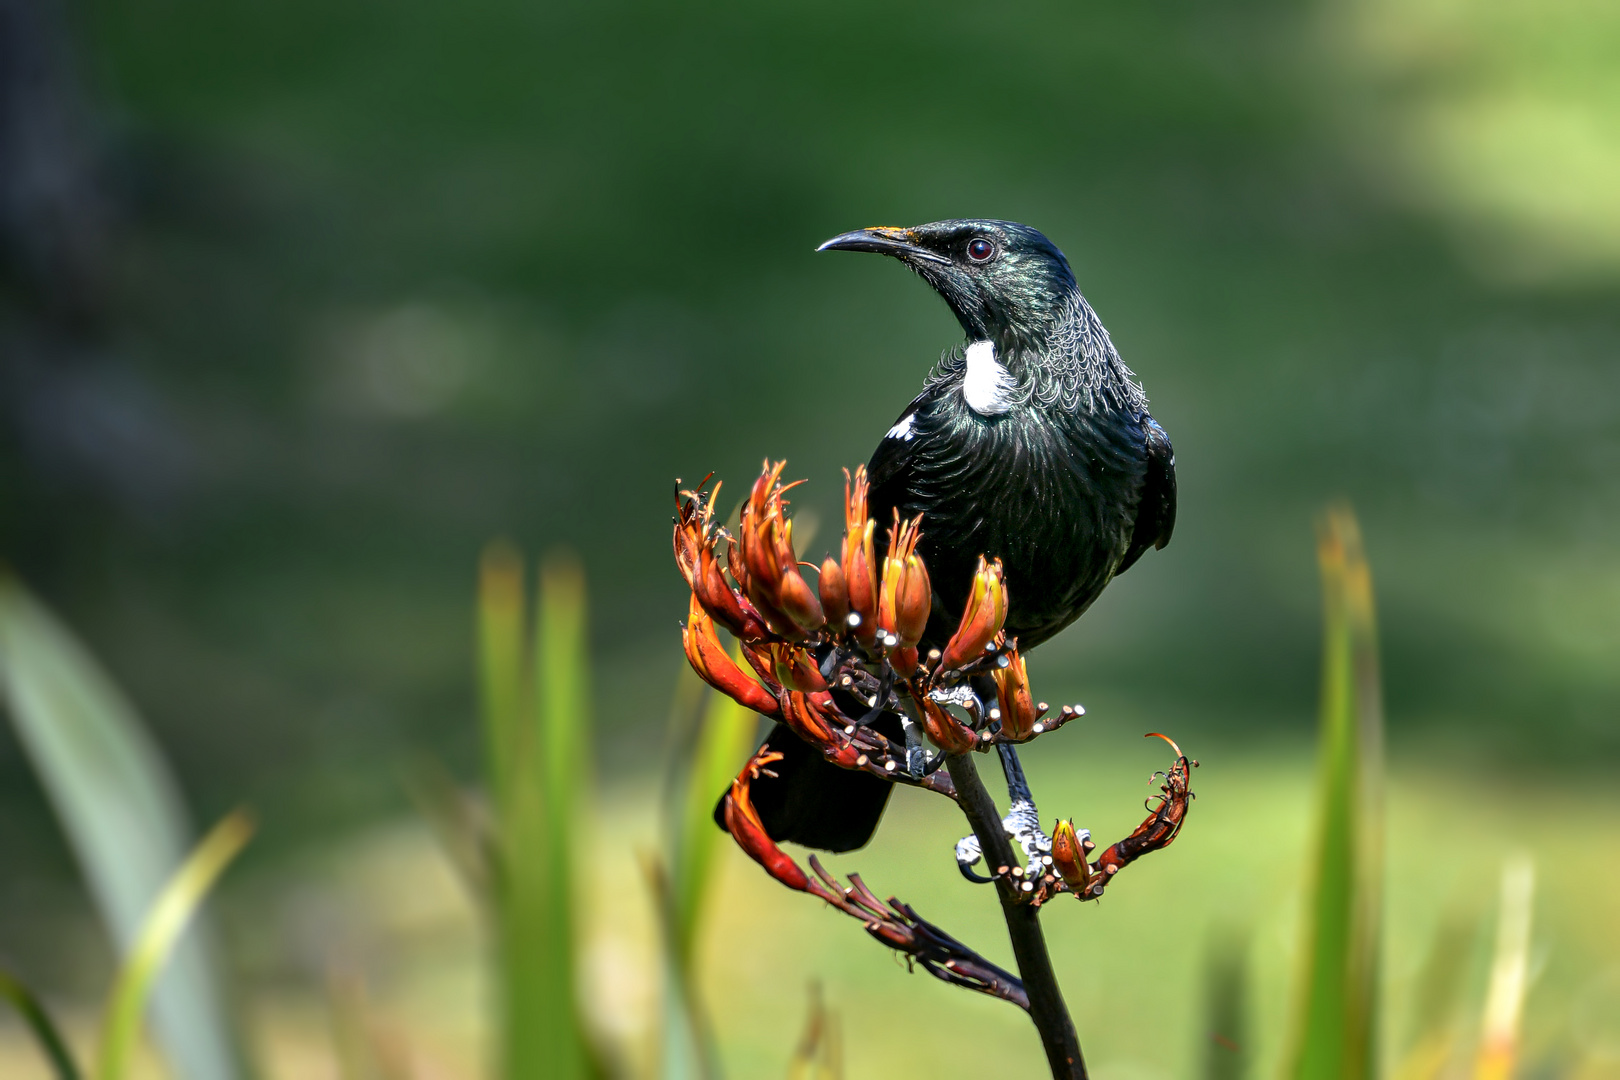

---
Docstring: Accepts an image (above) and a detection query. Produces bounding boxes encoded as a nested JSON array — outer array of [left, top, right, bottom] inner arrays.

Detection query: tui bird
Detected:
[[740, 220, 1176, 853]]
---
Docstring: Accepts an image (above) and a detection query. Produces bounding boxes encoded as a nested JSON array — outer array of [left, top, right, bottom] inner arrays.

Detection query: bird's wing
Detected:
[[866, 382, 945, 498], [1116, 416, 1176, 575]]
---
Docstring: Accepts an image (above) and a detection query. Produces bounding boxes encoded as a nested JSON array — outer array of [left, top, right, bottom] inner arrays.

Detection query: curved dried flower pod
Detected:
[[682, 597, 780, 717], [878, 512, 929, 649], [917, 693, 976, 755], [1089, 735, 1197, 894], [818, 556, 849, 630], [1050, 819, 1095, 896], [842, 468, 879, 647], [994, 646, 1038, 742], [939, 556, 1008, 672]]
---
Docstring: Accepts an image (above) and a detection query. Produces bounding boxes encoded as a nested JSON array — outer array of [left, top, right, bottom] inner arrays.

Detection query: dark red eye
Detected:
[[967, 238, 995, 263]]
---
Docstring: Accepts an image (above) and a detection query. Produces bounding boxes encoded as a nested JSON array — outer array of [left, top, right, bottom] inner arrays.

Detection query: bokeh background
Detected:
[[3, 0, 1618, 1076]]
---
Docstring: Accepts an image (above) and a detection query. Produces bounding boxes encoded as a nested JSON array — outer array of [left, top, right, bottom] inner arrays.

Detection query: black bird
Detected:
[[742, 220, 1176, 853]]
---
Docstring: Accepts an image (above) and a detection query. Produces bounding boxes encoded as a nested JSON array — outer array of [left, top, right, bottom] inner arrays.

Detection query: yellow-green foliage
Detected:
[[477, 544, 596, 1080], [1285, 508, 1384, 1079]]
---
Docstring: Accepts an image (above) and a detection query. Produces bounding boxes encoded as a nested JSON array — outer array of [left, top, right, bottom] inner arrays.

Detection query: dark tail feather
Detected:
[[712, 716, 901, 853]]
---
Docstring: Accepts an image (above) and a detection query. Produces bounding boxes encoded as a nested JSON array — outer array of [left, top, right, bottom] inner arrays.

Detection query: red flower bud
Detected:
[[818, 557, 849, 630], [917, 694, 976, 755], [781, 689, 839, 747], [1051, 819, 1095, 896], [994, 646, 1038, 742], [878, 512, 930, 649], [939, 556, 1008, 671], [770, 643, 828, 693], [722, 751, 810, 892], [682, 597, 780, 717], [774, 561, 826, 634]]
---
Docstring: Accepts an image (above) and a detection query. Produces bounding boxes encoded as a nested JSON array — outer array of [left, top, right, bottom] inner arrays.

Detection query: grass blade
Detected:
[[1392, 913, 1475, 1080], [1285, 506, 1384, 1080], [0, 572, 248, 1080], [1473, 856, 1535, 1080], [494, 548, 594, 1080], [645, 856, 707, 1080], [479, 540, 528, 815], [95, 810, 254, 1080], [0, 966, 85, 1080], [673, 676, 757, 967]]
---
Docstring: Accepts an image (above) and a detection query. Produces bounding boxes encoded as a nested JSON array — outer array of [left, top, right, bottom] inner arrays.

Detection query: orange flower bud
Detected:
[[939, 556, 1008, 671], [917, 694, 976, 755], [1050, 819, 1095, 896], [781, 689, 839, 747], [774, 563, 826, 634], [770, 643, 828, 693], [993, 646, 1038, 742], [878, 512, 930, 649], [674, 480, 766, 640], [682, 597, 780, 717], [841, 468, 879, 647], [818, 557, 849, 630], [738, 461, 825, 637], [844, 519, 879, 647], [723, 752, 810, 892]]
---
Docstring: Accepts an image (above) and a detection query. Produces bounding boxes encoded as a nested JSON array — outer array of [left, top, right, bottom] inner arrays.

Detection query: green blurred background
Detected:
[[2, 0, 1618, 1074]]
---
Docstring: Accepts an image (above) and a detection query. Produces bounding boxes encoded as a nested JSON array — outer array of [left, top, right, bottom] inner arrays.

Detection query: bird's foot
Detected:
[[954, 833, 992, 883], [954, 830, 1056, 900], [928, 682, 979, 712], [950, 802, 1063, 899], [1002, 795, 1056, 882]]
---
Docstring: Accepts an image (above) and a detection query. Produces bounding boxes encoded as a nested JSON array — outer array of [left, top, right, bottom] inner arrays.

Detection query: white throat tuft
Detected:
[[961, 340, 1015, 416]]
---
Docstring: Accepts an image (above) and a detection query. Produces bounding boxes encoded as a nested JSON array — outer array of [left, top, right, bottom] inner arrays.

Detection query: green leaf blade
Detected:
[[95, 810, 254, 1080], [493, 548, 595, 1080], [673, 676, 756, 967], [0, 966, 85, 1080], [0, 573, 248, 1080], [1285, 507, 1384, 1080]]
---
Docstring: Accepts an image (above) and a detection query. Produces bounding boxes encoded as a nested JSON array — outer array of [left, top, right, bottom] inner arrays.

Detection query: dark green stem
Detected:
[[946, 751, 1088, 1080]]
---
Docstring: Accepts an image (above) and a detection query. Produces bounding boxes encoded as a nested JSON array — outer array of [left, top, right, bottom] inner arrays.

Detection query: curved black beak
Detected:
[[815, 227, 950, 265]]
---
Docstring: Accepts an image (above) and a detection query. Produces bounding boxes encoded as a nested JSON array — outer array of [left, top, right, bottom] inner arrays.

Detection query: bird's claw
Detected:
[[954, 834, 993, 883]]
